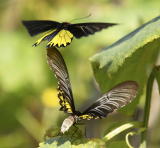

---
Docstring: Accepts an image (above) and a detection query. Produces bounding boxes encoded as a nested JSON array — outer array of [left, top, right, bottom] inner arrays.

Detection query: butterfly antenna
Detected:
[[70, 14, 92, 22]]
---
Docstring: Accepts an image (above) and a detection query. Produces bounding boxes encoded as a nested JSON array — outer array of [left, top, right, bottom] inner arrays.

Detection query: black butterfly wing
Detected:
[[22, 20, 60, 36], [47, 47, 75, 114], [68, 22, 117, 38], [78, 81, 138, 120]]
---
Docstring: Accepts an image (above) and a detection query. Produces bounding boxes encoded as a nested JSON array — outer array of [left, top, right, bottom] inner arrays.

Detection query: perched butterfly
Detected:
[[46, 47, 139, 133], [22, 20, 117, 47]]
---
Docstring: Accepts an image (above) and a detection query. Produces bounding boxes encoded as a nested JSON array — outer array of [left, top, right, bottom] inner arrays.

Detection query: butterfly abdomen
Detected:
[[61, 115, 75, 133]]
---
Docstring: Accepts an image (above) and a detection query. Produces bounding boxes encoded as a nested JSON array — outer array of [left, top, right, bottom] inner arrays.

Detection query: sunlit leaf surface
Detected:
[[90, 16, 160, 114]]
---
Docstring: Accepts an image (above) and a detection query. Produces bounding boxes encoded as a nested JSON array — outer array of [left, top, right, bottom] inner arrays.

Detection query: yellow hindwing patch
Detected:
[[65, 102, 72, 113], [59, 94, 73, 113], [47, 30, 73, 47], [34, 30, 56, 46], [79, 114, 99, 120]]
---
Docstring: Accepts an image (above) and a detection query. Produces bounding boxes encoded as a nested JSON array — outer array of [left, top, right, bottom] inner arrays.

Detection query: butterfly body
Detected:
[[60, 113, 91, 134], [22, 20, 117, 47]]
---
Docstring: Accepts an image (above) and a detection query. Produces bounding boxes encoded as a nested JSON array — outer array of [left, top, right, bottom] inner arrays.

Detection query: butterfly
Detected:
[[46, 47, 139, 133], [22, 20, 117, 48]]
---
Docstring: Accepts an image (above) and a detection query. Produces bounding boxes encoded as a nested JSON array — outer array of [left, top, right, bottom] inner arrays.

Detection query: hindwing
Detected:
[[47, 47, 75, 114], [78, 81, 138, 120]]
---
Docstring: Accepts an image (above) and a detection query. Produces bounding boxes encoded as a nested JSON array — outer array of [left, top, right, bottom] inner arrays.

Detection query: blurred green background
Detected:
[[0, 0, 160, 148]]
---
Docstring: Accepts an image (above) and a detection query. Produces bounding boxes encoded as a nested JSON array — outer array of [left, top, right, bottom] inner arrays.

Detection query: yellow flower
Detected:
[[41, 88, 59, 107]]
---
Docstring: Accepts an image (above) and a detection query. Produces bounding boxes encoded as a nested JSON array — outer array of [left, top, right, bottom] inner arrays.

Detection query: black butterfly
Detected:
[[47, 47, 139, 133], [22, 20, 117, 47]]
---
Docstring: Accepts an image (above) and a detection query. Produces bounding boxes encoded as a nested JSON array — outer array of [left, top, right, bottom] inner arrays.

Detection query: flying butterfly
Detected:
[[47, 47, 139, 133], [22, 19, 117, 48]]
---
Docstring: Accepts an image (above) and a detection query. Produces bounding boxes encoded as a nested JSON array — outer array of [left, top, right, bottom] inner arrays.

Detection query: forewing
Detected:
[[68, 22, 117, 38], [47, 47, 75, 114], [22, 20, 60, 36], [79, 81, 138, 120]]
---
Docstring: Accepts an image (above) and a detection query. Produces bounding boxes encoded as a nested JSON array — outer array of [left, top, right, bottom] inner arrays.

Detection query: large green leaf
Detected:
[[90, 15, 160, 114]]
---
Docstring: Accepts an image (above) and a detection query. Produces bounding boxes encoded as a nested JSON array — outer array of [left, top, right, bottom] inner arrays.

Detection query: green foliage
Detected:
[[125, 128, 145, 148], [39, 126, 105, 148], [140, 66, 160, 148], [107, 141, 128, 148], [39, 137, 105, 148], [103, 122, 142, 141], [38, 122, 142, 148], [90, 15, 160, 114]]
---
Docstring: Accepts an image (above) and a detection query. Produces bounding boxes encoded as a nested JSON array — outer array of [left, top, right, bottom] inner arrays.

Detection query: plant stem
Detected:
[[140, 68, 155, 147], [103, 121, 142, 142]]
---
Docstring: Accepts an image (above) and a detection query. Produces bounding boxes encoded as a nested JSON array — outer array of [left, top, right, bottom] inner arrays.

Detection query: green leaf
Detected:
[[39, 137, 105, 148], [154, 66, 160, 94], [39, 126, 105, 148], [90, 15, 160, 114], [107, 141, 128, 148]]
